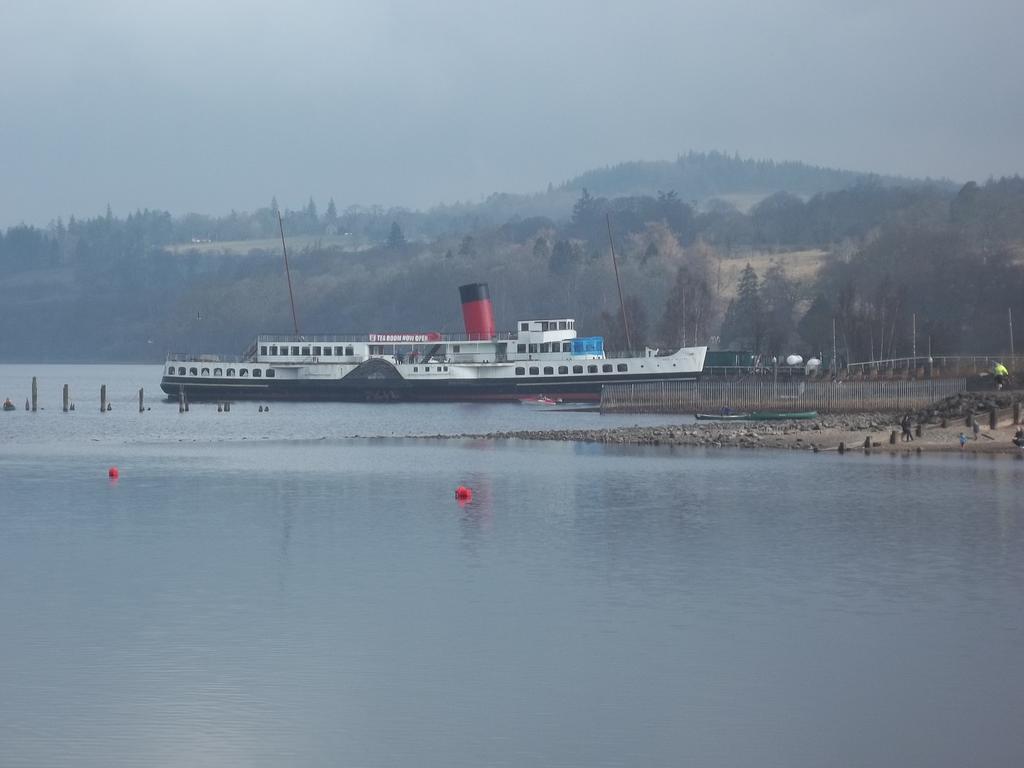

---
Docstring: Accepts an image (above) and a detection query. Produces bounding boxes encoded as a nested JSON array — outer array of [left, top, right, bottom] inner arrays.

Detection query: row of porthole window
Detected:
[[412, 366, 448, 373], [169, 366, 276, 378], [262, 345, 354, 357], [515, 363, 629, 376]]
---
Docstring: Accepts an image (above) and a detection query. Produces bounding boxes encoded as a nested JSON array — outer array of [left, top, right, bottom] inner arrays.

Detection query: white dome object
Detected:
[[786, 354, 803, 366]]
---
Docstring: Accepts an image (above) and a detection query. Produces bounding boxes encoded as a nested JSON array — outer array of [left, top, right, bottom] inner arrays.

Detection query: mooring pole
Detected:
[[63, 384, 69, 413], [139, 387, 144, 413], [31, 376, 38, 412], [100, 384, 107, 413]]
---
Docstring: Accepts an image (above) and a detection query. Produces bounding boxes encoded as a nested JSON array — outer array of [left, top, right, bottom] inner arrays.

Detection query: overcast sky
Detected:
[[1, 0, 1021, 226]]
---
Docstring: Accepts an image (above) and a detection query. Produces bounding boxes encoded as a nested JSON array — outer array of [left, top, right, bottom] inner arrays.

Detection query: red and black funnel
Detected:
[[459, 283, 496, 340]]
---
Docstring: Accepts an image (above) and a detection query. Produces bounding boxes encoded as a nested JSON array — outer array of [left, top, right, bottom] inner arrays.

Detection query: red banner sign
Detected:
[[368, 332, 443, 343]]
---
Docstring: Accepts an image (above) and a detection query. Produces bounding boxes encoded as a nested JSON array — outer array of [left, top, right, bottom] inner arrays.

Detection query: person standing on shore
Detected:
[[993, 362, 1009, 389], [959, 433, 968, 449], [901, 414, 914, 442]]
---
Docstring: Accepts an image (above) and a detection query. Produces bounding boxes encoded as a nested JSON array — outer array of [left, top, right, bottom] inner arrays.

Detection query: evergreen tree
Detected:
[[572, 188, 595, 224], [387, 221, 406, 248], [532, 237, 550, 261], [720, 263, 764, 351], [325, 198, 338, 223], [656, 190, 696, 244], [548, 239, 576, 275], [760, 263, 797, 354]]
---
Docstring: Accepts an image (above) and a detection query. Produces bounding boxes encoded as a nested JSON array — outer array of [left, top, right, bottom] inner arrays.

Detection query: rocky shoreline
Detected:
[[423, 392, 1024, 455]]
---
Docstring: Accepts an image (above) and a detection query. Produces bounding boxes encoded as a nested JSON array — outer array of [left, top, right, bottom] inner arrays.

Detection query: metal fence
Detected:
[[845, 355, 1022, 376], [600, 378, 968, 414]]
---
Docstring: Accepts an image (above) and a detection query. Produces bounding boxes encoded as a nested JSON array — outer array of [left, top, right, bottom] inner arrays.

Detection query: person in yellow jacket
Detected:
[[992, 362, 1010, 389]]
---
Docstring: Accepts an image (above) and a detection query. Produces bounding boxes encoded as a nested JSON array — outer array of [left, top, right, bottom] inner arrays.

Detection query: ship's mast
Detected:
[[606, 214, 632, 351], [278, 211, 300, 336]]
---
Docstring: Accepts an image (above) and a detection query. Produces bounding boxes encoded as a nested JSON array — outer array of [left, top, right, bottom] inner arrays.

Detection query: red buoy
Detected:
[[108, 466, 119, 479], [454, 485, 472, 501]]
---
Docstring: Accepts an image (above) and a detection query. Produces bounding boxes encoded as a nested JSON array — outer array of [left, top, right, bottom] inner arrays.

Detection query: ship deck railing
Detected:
[[166, 352, 253, 363]]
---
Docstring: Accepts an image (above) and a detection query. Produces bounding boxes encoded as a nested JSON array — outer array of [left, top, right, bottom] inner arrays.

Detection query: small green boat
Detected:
[[749, 410, 818, 421], [695, 410, 818, 421]]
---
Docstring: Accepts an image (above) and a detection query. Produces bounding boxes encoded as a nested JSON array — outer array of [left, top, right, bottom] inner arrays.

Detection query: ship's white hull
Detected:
[[161, 281, 706, 403], [161, 347, 707, 403]]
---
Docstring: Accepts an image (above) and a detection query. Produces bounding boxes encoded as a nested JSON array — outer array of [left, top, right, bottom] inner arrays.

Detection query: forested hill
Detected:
[[0, 158, 1018, 365], [564, 151, 916, 200], [443, 151, 943, 224]]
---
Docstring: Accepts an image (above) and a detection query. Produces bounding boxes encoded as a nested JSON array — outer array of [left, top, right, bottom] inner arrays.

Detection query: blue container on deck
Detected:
[[571, 337, 604, 356]]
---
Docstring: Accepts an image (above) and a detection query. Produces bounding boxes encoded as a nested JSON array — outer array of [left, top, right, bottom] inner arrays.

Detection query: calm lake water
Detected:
[[1, 364, 1022, 767]]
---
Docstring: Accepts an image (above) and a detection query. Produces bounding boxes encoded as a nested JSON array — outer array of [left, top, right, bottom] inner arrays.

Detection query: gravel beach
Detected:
[[436, 393, 1024, 456]]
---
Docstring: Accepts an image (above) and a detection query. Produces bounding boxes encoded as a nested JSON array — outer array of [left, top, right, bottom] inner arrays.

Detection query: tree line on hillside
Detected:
[[715, 179, 1024, 363], [0, 175, 1022, 362], [3, 152, 949, 258], [559, 150, 919, 200]]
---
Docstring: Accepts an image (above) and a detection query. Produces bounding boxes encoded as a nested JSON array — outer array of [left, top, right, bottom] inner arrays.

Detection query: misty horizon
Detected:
[[4, 149, 964, 229], [3, 0, 1022, 228]]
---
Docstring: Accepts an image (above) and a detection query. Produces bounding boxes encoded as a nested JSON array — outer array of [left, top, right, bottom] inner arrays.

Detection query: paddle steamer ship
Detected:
[[160, 283, 706, 403]]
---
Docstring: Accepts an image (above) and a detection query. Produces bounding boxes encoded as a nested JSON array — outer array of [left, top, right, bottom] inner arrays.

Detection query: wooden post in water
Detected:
[[31, 376, 38, 412], [178, 387, 185, 414], [138, 388, 144, 413], [63, 384, 69, 413], [915, 423, 922, 438], [889, 430, 897, 445], [989, 406, 997, 430], [100, 385, 107, 413], [838, 441, 845, 454]]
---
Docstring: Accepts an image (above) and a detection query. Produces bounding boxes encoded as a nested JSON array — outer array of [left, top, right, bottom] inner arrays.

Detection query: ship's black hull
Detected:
[[160, 371, 699, 403]]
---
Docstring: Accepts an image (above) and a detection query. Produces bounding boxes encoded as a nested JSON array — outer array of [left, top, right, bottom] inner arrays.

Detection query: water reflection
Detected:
[[0, 386, 1022, 767], [447, 463, 493, 564]]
